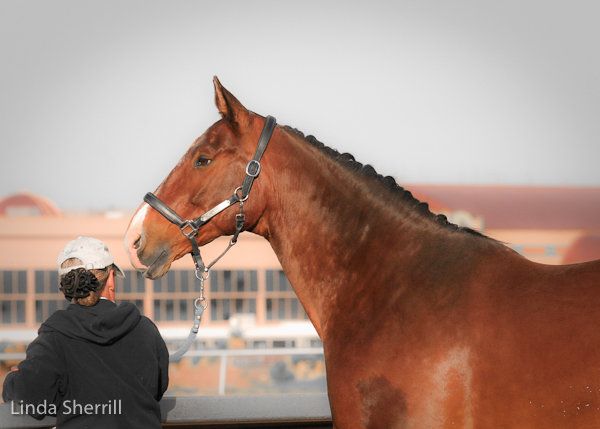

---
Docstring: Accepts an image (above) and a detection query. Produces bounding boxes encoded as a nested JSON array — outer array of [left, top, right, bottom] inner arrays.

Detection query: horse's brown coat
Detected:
[[125, 78, 600, 428]]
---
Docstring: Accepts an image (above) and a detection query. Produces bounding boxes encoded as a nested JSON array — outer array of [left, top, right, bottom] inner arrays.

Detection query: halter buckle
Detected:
[[180, 221, 198, 239], [245, 160, 261, 178]]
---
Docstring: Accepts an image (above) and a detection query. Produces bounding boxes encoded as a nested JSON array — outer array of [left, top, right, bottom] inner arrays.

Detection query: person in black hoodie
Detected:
[[2, 236, 169, 428]]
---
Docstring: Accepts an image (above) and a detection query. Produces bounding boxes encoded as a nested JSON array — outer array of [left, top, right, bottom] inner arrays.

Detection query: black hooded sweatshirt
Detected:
[[2, 299, 169, 428]]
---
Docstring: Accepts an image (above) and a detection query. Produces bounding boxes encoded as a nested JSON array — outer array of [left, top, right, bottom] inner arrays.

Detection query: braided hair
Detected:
[[59, 268, 102, 302]]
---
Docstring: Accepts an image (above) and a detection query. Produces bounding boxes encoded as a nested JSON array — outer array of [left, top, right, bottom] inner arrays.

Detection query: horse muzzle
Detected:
[[124, 203, 174, 278]]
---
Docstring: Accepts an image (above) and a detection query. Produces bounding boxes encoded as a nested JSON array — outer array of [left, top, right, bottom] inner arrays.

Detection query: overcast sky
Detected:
[[0, 0, 598, 211]]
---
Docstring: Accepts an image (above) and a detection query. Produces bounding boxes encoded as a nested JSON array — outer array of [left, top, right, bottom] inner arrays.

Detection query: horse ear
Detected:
[[213, 76, 249, 128]]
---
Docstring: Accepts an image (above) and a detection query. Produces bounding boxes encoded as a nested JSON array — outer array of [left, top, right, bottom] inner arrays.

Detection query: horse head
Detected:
[[125, 77, 274, 278]]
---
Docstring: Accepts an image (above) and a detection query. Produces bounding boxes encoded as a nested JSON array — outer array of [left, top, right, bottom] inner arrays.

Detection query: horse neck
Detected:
[[255, 131, 491, 337]]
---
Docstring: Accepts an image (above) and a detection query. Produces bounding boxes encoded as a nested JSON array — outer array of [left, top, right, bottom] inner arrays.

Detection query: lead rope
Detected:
[[169, 198, 246, 362], [168, 277, 205, 362]]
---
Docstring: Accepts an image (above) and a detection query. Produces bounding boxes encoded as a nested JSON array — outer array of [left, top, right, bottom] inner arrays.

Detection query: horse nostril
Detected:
[[133, 234, 147, 256]]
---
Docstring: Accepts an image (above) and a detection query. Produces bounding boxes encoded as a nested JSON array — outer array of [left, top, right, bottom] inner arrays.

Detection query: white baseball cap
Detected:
[[57, 236, 125, 277]]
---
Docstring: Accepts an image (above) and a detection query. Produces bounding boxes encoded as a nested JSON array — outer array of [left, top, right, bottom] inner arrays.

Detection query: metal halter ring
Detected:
[[180, 221, 198, 239], [245, 160, 261, 178], [195, 267, 210, 281], [234, 186, 249, 202]]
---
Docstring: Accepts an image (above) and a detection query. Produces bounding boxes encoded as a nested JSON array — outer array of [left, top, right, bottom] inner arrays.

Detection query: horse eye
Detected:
[[195, 156, 212, 168]]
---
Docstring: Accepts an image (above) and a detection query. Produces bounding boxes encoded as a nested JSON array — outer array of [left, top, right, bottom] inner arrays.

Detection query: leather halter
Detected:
[[143, 115, 277, 276]]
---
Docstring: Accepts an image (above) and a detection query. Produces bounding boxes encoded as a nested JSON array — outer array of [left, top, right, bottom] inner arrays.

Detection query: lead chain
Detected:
[[194, 268, 209, 310]]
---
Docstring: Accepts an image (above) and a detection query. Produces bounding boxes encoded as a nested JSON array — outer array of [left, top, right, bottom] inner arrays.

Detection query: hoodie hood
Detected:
[[41, 300, 141, 345]]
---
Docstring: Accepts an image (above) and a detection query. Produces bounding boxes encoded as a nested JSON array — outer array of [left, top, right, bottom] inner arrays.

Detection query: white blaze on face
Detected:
[[124, 203, 150, 270]]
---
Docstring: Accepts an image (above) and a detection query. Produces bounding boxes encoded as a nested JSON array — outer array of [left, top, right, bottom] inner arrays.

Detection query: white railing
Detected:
[[1, 347, 325, 396]]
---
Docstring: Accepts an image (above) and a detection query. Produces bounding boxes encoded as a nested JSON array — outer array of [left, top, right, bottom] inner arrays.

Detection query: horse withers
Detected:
[[125, 77, 600, 428]]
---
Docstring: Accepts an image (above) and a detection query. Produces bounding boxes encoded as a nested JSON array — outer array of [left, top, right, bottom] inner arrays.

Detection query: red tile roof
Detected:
[[407, 185, 600, 230], [563, 234, 600, 264], [0, 192, 61, 216]]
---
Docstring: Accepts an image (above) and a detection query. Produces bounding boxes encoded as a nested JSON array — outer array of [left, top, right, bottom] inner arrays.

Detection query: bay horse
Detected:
[[125, 77, 600, 428]]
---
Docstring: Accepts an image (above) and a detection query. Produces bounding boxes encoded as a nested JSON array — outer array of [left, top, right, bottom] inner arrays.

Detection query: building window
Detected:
[[117, 270, 146, 313], [153, 270, 200, 321], [273, 339, 296, 348], [265, 270, 307, 320], [35, 270, 68, 322], [310, 339, 323, 348], [252, 340, 267, 349], [35, 270, 58, 294], [35, 299, 69, 323], [0, 270, 27, 324], [209, 270, 257, 321]]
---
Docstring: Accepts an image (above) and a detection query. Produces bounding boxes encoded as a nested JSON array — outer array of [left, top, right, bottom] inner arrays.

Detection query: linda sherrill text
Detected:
[[11, 399, 122, 415]]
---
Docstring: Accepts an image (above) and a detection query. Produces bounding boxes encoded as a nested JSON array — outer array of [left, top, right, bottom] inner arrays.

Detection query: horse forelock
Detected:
[[282, 125, 487, 239]]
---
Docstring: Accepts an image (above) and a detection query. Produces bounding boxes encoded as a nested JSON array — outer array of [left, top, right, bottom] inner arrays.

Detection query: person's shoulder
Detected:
[[137, 316, 167, 349], [28, 325, 63, 358], [39, 308, 71, 334], [137, 315, 161, 334]]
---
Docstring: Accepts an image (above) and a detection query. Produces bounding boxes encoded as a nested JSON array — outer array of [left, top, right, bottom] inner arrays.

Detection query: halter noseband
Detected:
[[143, 115, 276, 278]]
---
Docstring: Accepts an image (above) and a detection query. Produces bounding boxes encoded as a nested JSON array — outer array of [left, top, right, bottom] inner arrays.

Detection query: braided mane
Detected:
[[282, 126, 486, 238]]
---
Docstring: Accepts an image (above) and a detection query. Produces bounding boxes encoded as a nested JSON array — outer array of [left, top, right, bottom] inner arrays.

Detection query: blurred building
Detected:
[[1, 186, 599, 347], [410, 185, 600, 265], [0, 192, 318, 351]]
